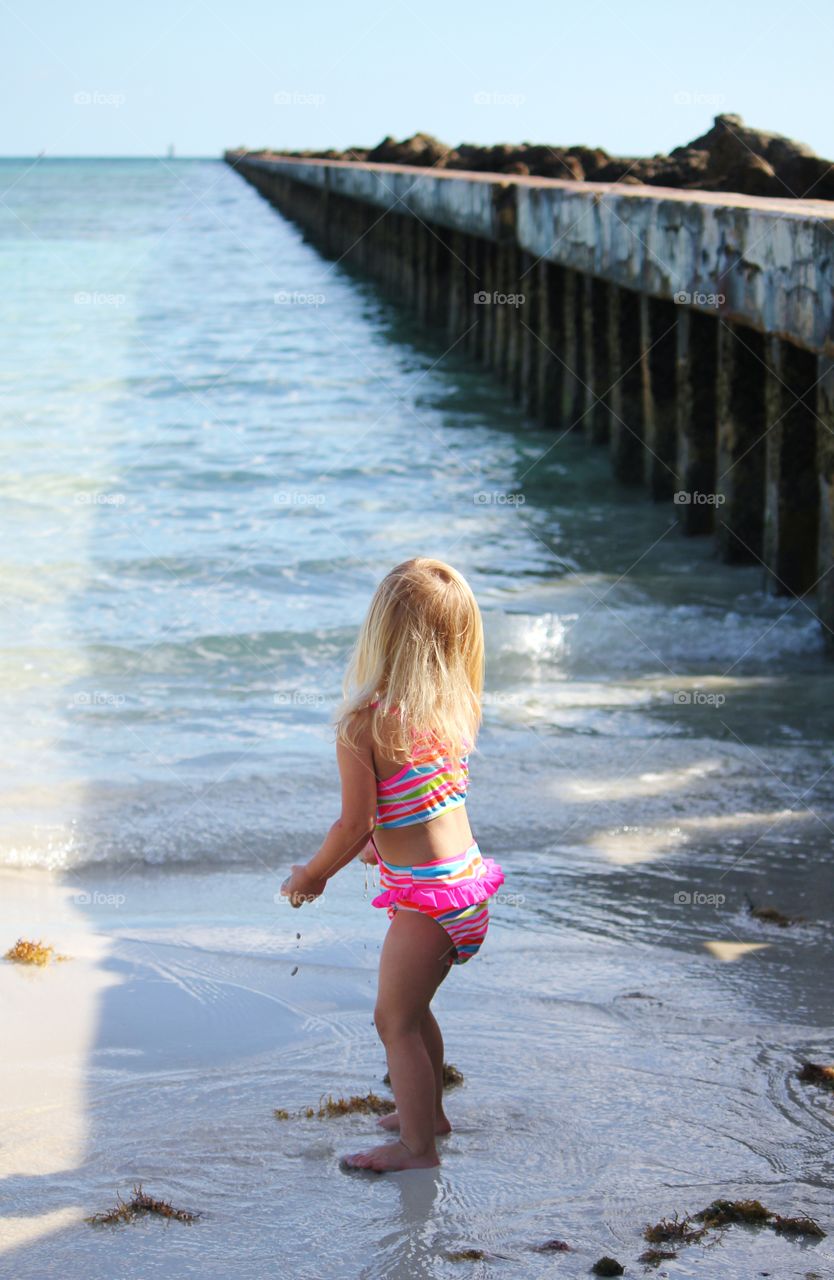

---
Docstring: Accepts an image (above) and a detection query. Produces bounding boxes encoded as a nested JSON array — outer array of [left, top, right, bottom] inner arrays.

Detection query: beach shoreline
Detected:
[[2, 846, 833, 1276]]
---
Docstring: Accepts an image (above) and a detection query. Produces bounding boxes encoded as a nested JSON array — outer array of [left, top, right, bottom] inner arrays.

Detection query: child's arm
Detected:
[[281, 726, 377, 908]]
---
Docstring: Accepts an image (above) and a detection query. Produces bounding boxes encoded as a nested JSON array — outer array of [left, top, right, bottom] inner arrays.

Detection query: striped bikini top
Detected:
[[370, 701, 470, 829]]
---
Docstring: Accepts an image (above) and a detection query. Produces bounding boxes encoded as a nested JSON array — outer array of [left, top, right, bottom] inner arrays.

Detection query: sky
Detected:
[[1, 0, 832, 161]]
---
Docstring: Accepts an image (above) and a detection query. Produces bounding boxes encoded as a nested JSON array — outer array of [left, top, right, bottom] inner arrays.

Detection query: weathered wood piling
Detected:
[[225, 149, 834, 647]]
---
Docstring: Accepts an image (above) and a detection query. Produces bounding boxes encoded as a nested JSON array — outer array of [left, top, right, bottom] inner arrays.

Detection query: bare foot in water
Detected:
[[377, 1111, 451, 1135], [341, 1139, 440, 1173]]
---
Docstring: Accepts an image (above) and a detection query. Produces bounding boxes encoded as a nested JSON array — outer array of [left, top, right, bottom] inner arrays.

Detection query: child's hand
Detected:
[[280, 864, 327, 908], [358, 840, 377, 867]]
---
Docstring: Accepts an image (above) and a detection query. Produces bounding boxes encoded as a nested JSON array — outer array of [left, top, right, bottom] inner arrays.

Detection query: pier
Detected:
[[225, 150, 834, 647]]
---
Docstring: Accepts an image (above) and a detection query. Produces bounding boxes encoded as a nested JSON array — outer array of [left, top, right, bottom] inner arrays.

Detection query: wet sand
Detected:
[[2, 793, 833, 1280]]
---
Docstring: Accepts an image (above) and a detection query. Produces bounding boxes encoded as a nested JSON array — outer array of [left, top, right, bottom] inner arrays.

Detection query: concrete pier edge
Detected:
[[225, 149, 834, 649]]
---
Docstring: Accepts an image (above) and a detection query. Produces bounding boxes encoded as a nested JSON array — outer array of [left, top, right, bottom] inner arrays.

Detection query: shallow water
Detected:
[[1, 158, 833, 1278]]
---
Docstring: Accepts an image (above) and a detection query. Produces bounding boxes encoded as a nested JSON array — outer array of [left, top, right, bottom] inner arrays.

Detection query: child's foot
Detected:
[[377, 1110, 452, 1135], [341, 1139, 439, 1173]]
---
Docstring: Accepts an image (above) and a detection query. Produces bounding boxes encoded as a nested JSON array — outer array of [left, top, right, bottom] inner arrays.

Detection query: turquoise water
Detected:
[[2, 159, 833, 1278]]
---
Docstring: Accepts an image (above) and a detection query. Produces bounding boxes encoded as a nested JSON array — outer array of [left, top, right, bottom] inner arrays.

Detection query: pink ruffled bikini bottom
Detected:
[[370, 839, 504, 966]]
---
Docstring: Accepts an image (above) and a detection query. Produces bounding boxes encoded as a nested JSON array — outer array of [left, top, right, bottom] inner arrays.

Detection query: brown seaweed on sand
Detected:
[[695, 1198, 773, 1228], [644, 1212, 706, 1244], [770, 1212, 826, 1238], [592, 1258, 624, 1277], [274, 1092, 396, 1120], [798, 1062, 834, 1091], [316, 1092, 395, 1118], [4, 938, 70, 966], [744, 897, 802, 928], [531, 1238, 571, 1252], [86, 1183, 198, 1225], [384, 1060, 464, 1089], [639, 1247, 678, 1266], [446, 1249, 488, 1261], [645, 1198, 826, 1253]]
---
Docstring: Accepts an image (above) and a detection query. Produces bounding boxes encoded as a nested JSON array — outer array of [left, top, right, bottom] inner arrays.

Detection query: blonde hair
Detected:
[[335, 558, 484, 771]]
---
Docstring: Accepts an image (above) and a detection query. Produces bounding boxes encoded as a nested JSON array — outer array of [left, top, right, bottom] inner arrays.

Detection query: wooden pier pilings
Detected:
[[225, 150, 834, 648]]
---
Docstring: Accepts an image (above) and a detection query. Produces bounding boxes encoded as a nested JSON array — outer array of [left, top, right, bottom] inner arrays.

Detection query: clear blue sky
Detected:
[[2, 0, 832, 160]]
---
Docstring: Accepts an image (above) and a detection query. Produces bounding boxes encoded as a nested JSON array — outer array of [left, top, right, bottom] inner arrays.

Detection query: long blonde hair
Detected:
[[335, 558, 484, 770]]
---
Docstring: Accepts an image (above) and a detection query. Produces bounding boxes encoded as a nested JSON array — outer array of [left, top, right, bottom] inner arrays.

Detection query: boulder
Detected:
[[366, 133, 449, 167], [538, 153, 585, 181], [777, 154, 834, 200], [587, 158, 642, 182], [646, 149, 712, 189], [567, 145, 609, 173], [684, 113, 822, 194], [719, 152, 784, 197]]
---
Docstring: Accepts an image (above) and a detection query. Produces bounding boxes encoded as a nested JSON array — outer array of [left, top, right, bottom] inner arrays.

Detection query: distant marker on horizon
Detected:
[[167, 143, 175, 159]]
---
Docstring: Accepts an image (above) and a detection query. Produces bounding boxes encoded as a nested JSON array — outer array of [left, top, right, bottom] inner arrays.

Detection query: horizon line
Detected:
[[0, 153, 222, 161]]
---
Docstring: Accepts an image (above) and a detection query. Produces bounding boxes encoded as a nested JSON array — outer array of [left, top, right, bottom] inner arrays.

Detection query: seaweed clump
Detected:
[[442, 1062, 465, 1087], [384, 1060, 464, 1089], [798, 1062, 834, 1091], [639, 1247, 677, 1266], [771, 1212, 825, 1238], [646, 1197, 827, 1254], [316, 1092, 395, 1118], [274, 1092, 395, 1120], [531, 1238, 571, 1252], [86, 1183, 198, 1225], [4, 938, 69, 966], [592, 1258, 624, 1277], [644, 1212, 706, 1244], [695, 1198, 772, 1228], [745, 898, 802, 927], [446, 1248, 488, 1261]]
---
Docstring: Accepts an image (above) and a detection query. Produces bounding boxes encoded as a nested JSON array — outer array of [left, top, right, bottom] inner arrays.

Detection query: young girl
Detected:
[[280, 557, 504, 1173]]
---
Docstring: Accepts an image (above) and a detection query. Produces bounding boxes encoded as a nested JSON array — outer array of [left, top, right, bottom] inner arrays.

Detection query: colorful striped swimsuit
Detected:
[[368, 713, 504, 965]]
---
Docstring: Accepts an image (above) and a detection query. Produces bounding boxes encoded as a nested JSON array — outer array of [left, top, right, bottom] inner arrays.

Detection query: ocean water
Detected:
[[1, 158, 833, 1279]]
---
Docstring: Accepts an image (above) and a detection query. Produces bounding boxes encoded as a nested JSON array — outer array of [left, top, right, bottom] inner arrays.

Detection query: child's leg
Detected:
[[378, 986, 452, 1133], [421, 1007, 451, 1124], [342, 909, 451, 1172]]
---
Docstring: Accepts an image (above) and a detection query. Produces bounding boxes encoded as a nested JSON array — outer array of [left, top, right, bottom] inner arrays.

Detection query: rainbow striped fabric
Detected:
[[375, 751, 469, 828], [371, 841, 505, 965], [374, 841, 489, 896], [396, 898, 491, 965], [367, 705, 505, 964]]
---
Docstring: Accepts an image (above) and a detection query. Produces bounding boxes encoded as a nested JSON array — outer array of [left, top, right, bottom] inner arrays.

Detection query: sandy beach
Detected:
[[3, 781, 834, 1279]]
